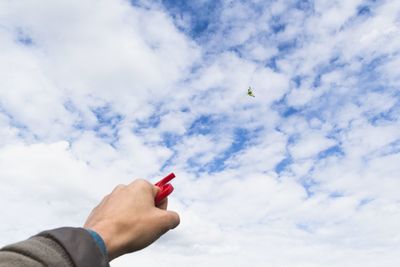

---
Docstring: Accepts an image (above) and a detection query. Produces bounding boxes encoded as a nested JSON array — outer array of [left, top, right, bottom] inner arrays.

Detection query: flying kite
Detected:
[[247, 86, 255, 97]]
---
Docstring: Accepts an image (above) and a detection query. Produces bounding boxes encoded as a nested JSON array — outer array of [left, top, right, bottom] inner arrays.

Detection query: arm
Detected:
[[0, 179, 180, 266], [0, 228, 108, 267]]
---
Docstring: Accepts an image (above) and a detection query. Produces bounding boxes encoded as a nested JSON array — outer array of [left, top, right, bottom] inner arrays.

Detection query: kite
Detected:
[[247, 86, 255, 97]]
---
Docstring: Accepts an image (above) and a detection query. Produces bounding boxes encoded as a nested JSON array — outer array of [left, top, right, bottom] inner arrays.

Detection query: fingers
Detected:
[[152, 184, 161, 198], [127, 179, 158, 196], [157, 198, 168, 210], [126, 179, 170, 208]]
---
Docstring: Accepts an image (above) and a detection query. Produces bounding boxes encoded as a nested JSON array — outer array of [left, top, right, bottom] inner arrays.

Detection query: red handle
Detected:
[[154, 173, 175, 205]]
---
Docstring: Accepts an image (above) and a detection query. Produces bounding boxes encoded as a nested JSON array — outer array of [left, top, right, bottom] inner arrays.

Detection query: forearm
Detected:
[[0, 227, 109, 267]]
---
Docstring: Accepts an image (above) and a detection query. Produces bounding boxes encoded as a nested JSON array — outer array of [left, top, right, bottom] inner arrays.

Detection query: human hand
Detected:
[[84, 179, 180, 261]]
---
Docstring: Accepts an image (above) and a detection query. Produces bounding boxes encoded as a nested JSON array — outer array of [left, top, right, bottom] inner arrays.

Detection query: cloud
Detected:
[[1, 0, 400, 266]]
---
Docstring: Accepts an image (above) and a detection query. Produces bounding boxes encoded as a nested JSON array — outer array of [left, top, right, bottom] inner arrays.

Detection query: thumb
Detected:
[[157, 210, 180, 232], [166, 210, 180, 229]]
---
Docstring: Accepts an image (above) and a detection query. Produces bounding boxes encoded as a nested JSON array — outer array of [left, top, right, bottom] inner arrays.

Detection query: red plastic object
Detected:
[[154, 173, 175, 205]]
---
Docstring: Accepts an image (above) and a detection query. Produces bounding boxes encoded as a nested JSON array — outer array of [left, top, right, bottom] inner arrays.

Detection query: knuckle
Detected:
[[102, 193, 111, 202], [135, 178, 148, 184], [112, 184, 126, 192], [127, 179, 153, 194], [133, 179, 151, 189]]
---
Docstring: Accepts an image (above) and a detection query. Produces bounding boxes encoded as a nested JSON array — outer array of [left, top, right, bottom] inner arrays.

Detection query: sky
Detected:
[[0, 0, 399, 266]]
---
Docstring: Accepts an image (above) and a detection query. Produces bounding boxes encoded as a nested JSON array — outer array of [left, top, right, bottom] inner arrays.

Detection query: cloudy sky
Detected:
[[1, 0, 400, 266]]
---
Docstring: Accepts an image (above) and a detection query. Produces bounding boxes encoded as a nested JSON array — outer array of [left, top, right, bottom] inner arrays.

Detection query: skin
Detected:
[[84, 179, 180, 261]]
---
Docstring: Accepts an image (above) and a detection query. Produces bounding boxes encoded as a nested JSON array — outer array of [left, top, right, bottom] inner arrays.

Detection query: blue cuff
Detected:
[[86, 229, 108, 257]]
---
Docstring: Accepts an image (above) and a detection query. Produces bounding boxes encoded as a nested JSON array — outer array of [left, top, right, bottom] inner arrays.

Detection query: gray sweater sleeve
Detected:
[[0, 227, 110, 267]]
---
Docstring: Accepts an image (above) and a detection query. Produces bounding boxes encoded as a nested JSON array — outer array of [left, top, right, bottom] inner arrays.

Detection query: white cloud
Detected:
[[289, 131, 337, 159]]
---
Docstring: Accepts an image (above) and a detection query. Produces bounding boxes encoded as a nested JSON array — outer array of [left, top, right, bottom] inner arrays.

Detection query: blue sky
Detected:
[[0, 0, 400, 266]]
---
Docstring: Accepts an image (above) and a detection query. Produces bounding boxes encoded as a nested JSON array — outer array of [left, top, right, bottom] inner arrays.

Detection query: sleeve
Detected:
[[0, 227, 110, 267]]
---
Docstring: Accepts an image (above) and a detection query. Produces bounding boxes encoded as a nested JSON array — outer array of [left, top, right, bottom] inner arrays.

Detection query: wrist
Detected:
[[86, 223, 120, 261], [86, 229, 108, 257]]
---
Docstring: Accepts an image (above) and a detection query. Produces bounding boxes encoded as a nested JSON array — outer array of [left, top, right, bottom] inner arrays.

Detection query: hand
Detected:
[[83, 179, 180, 261]]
